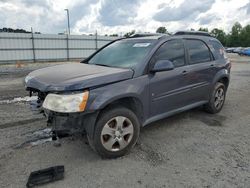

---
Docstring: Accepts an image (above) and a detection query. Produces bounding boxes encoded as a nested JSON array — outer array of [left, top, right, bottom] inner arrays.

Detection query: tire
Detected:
[[204, 82, 226, 114], [88, 106, 140, 158]]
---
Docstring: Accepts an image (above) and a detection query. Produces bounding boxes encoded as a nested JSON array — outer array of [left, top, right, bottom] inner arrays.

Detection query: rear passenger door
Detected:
[[183, 39, 216, 103], [149, 39, 190, 118]]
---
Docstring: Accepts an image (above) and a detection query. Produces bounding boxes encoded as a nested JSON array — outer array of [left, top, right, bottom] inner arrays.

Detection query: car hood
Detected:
[[25, 63, 134, 92]]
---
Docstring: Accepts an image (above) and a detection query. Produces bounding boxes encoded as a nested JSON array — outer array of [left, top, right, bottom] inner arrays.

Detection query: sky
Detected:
[[0, 0, 249, 35]]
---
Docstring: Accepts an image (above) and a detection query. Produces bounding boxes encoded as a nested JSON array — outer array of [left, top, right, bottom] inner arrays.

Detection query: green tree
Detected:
[[229, 22, 242, 47], [109, 34, 118, 37], [0, 27, 31, 33], [124, 30, 135, 37], [239, 25, 250, 47], [210, 28, 227, 46], [198, 27, 209, 32], [156, 27, 167, 34]]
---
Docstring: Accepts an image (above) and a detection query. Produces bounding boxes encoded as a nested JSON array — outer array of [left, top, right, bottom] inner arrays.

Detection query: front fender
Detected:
[[86, 75, 150, 118]]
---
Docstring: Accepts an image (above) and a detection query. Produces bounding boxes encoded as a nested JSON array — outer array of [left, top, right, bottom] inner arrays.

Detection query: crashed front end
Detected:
[[25, 87, 98, 139], [26, 87, 98, 137]]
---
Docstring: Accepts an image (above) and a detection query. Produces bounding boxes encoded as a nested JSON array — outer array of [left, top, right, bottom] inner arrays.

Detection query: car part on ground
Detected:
[[26, 166, 64, 188]]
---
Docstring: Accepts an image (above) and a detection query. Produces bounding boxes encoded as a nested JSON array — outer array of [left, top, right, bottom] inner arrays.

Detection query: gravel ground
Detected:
[[0, 54, 250, 188]]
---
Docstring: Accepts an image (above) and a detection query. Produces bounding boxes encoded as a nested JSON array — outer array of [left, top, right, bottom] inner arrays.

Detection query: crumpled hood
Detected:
[[25, 63, 134, 92]]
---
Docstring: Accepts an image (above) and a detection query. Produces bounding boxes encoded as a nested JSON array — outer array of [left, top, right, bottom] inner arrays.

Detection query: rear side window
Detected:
[[185, 39, 211, 64], [153, 39, 185, 67], [210, 40, 226, 59]]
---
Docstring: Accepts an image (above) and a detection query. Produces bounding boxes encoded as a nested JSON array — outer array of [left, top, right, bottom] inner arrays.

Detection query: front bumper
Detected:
[[26, 87, 99, 138], [45, 110, 99, 138]]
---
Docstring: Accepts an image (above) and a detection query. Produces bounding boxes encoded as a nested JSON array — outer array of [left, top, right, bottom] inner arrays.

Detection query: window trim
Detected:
[[149, 39, 187, 70], [184, 38, 214, 65]]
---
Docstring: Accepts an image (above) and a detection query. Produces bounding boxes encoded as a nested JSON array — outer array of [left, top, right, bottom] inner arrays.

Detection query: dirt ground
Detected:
[[0, 54, 250, 188]]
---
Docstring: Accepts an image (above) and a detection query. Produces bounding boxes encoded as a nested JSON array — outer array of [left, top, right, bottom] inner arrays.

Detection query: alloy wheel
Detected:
[[214, 87, 225, 109], [101, 116, 134, 152]]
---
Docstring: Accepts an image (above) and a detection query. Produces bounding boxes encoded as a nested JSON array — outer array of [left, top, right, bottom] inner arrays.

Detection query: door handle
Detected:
[[210, 64, 215, 67], [182, 70, 188, 75]]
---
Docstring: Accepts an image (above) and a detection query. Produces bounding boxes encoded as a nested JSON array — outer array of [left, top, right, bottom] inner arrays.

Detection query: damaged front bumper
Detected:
[[45, 110, 99, 138], [27, 88, 99, 138]]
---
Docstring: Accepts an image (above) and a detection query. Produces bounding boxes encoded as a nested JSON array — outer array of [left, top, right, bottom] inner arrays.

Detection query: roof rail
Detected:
[[174, 31, 211, 37], [129, 33, 166, 38]]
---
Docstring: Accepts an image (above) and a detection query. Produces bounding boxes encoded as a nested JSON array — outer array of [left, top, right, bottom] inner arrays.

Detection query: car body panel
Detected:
[[149, 65, 192, 117], [87, 75, 150, 123], [183, 61, 217, 102], [25, 63, 134, 92]]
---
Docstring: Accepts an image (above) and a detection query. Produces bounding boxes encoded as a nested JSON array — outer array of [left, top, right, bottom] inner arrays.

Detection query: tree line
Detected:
[[0, 27, 42, 34], [156, 22, 250, 47], [0, 27, 31, 33]]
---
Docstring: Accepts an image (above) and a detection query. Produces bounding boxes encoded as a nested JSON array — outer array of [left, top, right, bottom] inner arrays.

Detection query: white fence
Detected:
[[0, 33, 119, 64]]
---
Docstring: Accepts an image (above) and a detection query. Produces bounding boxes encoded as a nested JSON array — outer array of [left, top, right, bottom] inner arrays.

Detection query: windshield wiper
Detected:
[[93, 63, 112, 67]]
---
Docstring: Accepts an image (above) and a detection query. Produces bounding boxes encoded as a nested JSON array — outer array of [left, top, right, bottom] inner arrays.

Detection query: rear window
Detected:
[[210, 40, 226, 59], [185, 39, 212, 64]]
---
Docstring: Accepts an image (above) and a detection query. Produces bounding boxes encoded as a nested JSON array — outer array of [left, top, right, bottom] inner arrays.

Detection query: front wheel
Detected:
[[204, 82, 226, 114], [88, 106, 140, 158]]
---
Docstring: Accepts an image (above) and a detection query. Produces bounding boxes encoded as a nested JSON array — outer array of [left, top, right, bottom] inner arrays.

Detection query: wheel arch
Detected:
[[213, 69, 230, 89], [86, 96, 144, 142], [217, 76, 229, 90], [98, 96, 144, 125]]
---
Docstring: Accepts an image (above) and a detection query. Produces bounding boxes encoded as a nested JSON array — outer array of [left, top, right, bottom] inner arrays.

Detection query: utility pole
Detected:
[[95, 30, 98, 51], [31, 27, 36, 62], [64, 9, 70, 35]]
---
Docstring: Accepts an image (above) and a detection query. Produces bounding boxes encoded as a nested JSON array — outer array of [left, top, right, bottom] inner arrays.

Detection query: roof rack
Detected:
[[174, 31, 211, 37], [129, 33, 166, 38]]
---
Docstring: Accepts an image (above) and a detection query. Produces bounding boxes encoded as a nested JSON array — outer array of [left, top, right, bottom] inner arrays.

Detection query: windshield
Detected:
[[88, 39, 156, 68]]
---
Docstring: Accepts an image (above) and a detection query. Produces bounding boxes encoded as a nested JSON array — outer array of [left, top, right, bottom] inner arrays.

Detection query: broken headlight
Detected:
[[42, 91, 89, 113]]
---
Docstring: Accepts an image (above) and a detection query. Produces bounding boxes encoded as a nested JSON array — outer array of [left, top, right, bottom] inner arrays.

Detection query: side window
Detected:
[[210, 40, 226, 60], [153, 39, 185, 67], [185, 39, 212, 64]]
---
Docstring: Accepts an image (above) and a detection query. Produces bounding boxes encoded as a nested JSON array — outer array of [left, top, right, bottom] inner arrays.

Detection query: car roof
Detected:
[[168, 34, 214, 41], [124, 33, 168, 40], [124, 31, 215, 42], [174, 31, 211, 37], [125, 35, 165, 40]]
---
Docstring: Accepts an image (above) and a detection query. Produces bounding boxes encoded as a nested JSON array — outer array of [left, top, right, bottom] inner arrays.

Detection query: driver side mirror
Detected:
[[150, 60, 174, 73]]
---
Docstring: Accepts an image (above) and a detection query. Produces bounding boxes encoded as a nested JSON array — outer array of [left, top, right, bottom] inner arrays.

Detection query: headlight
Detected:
[[42, 91, 89, 113], [25, 75, 33, 83]]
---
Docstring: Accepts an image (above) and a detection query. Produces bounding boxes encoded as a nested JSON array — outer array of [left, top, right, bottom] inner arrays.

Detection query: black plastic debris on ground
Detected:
[[26, 165, 64, 187]]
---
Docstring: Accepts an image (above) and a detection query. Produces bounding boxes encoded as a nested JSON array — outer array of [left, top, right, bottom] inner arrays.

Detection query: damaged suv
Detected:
[[25, 32, 231, 158]]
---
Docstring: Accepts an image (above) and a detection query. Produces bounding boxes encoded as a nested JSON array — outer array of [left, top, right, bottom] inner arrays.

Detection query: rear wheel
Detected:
[[204, 82, 226, 114], [88, 106, 140, 158]]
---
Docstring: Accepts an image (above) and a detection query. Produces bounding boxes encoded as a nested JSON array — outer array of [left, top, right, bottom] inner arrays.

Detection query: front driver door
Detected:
[[149, 39, 190, 118]]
